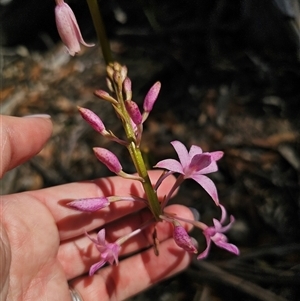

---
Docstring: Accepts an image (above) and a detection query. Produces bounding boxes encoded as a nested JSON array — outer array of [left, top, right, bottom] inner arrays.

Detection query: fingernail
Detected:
[[191, 237, 199, 248], [189, 207, 200, 221], [23, 114, 51, 119]]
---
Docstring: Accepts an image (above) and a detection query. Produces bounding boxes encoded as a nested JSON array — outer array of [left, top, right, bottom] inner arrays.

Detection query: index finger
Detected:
[[26, 170, 176, 240], [0, 115, 53, 178]]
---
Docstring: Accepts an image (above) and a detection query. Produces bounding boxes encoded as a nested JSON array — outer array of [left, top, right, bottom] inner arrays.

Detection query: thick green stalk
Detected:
[[85, 0, 113, 64], [114, 79, 161, 220], [128, 141, 162, 220], [84, 1, 160, 219]]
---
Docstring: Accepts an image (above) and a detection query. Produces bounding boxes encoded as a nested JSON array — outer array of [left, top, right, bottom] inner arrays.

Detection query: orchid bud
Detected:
[[113, 62, 122, 72], [143, 81, 161, 112], [113, 71, 122, 90], [55, 0, 94, 56], [120, 65, 128, 82], [123, 77, 132, 93], [94, 90, 110, 99], [125, 100, 142, 125], [173, 225, 198, 254], [67, 197, 110, 212], [123, 77, 132, 100], [78, 107, 106, 134], [94, 90, 118, 105], [93, 147, 122, 174]]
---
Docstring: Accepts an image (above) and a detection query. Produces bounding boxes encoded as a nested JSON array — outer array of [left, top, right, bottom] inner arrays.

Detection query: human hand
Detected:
[[0, 115, 195, 301]]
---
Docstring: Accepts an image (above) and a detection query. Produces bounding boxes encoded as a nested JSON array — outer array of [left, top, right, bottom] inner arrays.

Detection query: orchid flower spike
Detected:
[[55, 0, 94, 56], [155, 141, 224, 205]]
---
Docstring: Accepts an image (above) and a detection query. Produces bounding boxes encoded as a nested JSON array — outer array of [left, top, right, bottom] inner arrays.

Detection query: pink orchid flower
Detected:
[[86, 229, 121, 276], [197, 205, 239, 259], [155, 140, 223, 205], [55, 0, 94, 56]]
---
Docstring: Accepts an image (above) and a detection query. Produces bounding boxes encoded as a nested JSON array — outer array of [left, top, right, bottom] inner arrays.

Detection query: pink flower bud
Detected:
[[94, 90, 118, 105], [123, 77, 132, 93], [125, 100, 142, 125], [78, 107, 105, 133], [173, 225, 198, 254], [94, 90, 110, 99], [55, 0, 94, 56], [93, 147, 122, 174], [120, 66, 128, 82], [67, 197, 110, 212], [123, 77, 132, 100], [143, 81, 161, 112]]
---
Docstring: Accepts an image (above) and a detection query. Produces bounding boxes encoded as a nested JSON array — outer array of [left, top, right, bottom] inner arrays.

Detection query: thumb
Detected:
[[0, 115, 53, 178]]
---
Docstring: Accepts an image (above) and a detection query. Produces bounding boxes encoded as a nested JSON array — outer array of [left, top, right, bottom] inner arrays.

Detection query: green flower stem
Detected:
[[85, 2, 160, 219], [127, 141, 162, 221], [85, 0, 113, 65], [113, 77, 161, 221]]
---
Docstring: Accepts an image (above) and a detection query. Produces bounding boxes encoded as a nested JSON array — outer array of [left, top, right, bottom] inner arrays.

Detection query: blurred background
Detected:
[[1, 1, 300, 300]]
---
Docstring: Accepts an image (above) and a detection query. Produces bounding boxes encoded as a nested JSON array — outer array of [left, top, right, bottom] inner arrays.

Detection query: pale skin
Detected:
[[0, 115, 194, 301]]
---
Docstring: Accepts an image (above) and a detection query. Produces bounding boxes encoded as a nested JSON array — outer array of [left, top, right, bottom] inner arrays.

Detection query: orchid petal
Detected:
[[198, 159, 219, 174], [212, 218, 223, 231], [85, 231, 99, 245], [188, 145, 203, 158], [154, 159, 184, 174], [219, 204, 227, 224], [217, 215, 235, 233], [68, 4, 94, 47], [189, 154, 212, 172], [197, 234, 211, 259], [210, 151, 224, 161], [212, 233, 240, 255], [190, 174, 220, 205], [170, 140, 190, 168], [97, 229, 106, 245], [89, 260, 106, 276]]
